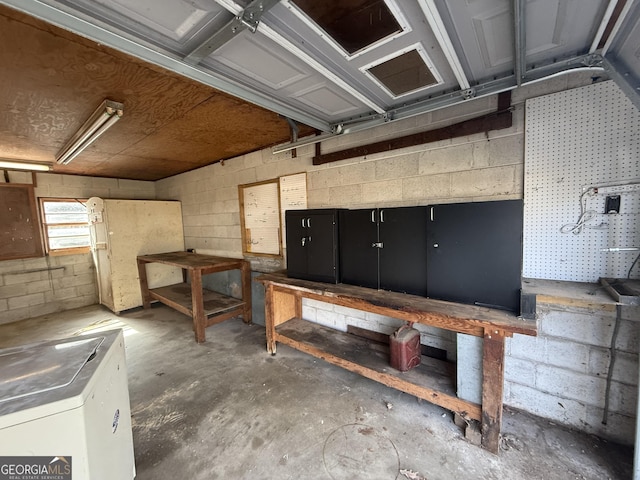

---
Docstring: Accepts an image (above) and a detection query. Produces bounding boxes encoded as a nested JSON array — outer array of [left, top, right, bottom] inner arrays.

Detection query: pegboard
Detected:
[[523, 81, 640, 282]]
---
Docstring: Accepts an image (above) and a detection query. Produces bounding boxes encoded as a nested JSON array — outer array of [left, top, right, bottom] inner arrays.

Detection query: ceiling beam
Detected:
[[0, 0, 332, 132], [417, 0, 470, 90]]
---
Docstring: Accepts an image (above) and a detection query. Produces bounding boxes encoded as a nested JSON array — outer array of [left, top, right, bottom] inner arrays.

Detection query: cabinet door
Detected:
[[427, 200, 523, 312], [306, 212, 339, 283], [379, 206, 429, 296], [285, 211, 309, 278], [339, 209, 379, 289]]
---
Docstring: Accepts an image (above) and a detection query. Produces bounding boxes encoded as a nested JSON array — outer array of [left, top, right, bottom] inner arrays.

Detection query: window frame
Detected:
[[39, 197, 91, 256]]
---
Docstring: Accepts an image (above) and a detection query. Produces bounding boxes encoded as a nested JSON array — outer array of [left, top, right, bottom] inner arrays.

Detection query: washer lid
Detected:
[[0, 336, 104, 404]]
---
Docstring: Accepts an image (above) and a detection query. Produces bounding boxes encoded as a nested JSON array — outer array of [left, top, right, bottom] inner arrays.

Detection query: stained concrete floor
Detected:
[[0, 304, 633, 480]]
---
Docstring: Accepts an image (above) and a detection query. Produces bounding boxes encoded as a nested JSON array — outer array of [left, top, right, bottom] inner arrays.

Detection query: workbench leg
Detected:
[[191, 271, 206, 343], [241, 261, 252, 324], [481, 328, 506, 454], [264, 284, 276, 354], [137, 260, 151, 309]]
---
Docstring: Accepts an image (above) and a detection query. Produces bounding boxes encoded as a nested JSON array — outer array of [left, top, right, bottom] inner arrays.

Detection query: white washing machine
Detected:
[[0, 329, 135, 479]]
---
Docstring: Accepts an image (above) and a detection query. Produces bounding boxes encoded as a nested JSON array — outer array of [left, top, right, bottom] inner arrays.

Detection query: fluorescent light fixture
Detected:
[[0, 159, 52, 171], [56, 99, 124, 165]]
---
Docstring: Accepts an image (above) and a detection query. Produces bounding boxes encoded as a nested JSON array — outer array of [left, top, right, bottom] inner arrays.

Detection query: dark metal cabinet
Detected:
[[426, 200, 523, 312], [339, 206, 429, 295], [285, 209, 340, 283]]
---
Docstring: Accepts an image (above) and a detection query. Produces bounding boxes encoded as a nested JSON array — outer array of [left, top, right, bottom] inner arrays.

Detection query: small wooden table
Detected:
[[137, 251, 251, 343], [257, 272, 537, 454]]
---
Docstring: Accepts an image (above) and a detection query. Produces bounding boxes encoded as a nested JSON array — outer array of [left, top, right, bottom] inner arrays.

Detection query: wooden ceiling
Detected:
[[0, 5, 314, 181]]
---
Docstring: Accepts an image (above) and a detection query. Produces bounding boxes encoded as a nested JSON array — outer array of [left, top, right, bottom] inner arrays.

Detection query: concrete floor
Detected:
[[0, 304, 633, 480]]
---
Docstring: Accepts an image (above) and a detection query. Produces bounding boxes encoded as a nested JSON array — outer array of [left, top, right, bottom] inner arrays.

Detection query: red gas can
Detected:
[[390, 324, 421, 372]]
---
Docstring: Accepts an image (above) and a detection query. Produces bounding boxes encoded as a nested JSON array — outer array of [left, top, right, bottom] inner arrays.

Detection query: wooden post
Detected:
[[191, 269, 205, 343], [137, 259, 151, 309], [481, 328, 506, 454], [241, 260, 252, 324], [265, 283, 276, 354]]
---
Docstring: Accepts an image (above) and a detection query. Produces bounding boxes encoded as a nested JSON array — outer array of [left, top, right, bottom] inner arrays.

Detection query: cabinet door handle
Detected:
[[307, 217, 311, 228], [430, 207, 434, 222], [371, 210, 376, 223], [380, 210, 385, 223], [302, 218, 306, 228]]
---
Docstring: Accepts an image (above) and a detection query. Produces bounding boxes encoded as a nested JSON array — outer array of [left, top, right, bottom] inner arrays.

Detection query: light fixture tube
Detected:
[[0, 159, 52, 171], [56, 99, 124, 165]]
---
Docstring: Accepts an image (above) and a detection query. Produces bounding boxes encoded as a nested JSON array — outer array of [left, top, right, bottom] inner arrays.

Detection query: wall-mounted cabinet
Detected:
[[426, 200, 523, 312], [285, 209, 340, 283], [285, 201, 523, 314], [339, 206, 429, 296]]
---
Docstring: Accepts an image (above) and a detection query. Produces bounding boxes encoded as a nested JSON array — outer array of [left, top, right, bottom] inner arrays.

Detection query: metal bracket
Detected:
[[461, 87, 476, 100], [185, 0, 279, 64]]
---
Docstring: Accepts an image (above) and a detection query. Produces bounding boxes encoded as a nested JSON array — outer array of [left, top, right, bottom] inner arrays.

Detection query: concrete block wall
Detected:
[[504, 304, 638, 445], [154, 72, 629, 441], [0, 173, 156, 325]]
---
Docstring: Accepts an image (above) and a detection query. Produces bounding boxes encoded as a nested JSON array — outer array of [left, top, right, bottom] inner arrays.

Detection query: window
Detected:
[[291, 0, 402, 55], [40, 198, 90, 255], [364, 47, 441, 98]]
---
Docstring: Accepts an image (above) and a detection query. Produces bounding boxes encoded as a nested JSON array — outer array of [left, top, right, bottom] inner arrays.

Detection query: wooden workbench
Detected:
[[137, 251, 251, 343], [257, 272, 537, 454]]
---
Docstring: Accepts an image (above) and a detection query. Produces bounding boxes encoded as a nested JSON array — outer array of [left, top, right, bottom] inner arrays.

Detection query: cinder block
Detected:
[[307, 187, 330, 208], [545, 338, 589, 373], [75, 283, 98, 298], [615, 320, 640, 353], [328, 184, 362, 206], [418, 143, 473, 175], [26, 280, 53, 295], [362, 180, 403, 203], [504, 356, 536, 386], [402, 173, 451, 201], [4, 271, 42, 286], [0, 299, 7, 312], [535, 364, 606, 406], [487, 135, 524, 167], [505, 383, 587, 430], [508, 334, 545, 362], [0, 306, 30, 325], [44, 288, 77, 303], [450, 165, 516, 198], [315, 308, 347, 331], [72, 262, 94, 276], [539, 310, 614, 348], [457, 334, 482, 404], [588, 348, 638, 385], [584, 405, 636, 445], [374, 154, 419, 180], [333, 304, 366, 320], [8, 293, 45, 309], [0, 284, 29, 300]]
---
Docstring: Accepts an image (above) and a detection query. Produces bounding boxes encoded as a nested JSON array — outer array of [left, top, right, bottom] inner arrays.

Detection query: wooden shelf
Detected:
[[275, 317, 482, 421], [150, 283, 245, 321]]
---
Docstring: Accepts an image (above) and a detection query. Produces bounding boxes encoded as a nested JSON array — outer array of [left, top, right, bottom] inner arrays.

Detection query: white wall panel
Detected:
[[523, 80, 640, 281]]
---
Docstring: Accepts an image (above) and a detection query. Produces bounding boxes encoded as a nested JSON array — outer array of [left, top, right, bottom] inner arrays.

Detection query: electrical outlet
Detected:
[[596, 183, 640, 195], [605, 195, 621, 214]]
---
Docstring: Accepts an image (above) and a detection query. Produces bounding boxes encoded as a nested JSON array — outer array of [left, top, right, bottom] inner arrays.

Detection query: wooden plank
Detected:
[[137, 259, 151, 309], [276, 318, 481, 421], [265, 283, 277, 354], [481, 328, 506, 454], [137, 251, 244, 270], [203, 307, 244, 328], [241, 260, 253, 324], [522, 277, 617, 313], [149, 283, 244, 317], [313, 93, 512, 165], [261, 274, 536, 337], [190, 271, 206, 343]]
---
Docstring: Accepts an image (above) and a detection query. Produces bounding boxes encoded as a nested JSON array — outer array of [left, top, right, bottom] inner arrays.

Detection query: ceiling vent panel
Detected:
[[288, 0, 406, 57], [362, 45, 443, 98]]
